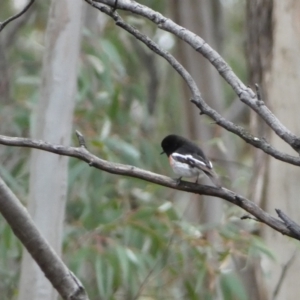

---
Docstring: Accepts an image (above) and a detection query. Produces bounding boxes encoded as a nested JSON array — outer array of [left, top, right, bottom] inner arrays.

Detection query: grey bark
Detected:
[[18, 0, 83, 299], [263, 1, 300, 299]]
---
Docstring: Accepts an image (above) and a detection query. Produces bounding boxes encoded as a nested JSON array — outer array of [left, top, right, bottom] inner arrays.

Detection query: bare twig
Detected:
[[241, 214, 259, 222], [75, 130, 87, 149], [87, 0, 300, 153], [0, 175, 89, 300], [133, 232, 175, 300], [0, 133, 298, 240], [255, 84, 263, 102], [0, 0, 35, 33], [276, 209, 300, 239], [2, 1, 35, 49], [83, 0, 300, 167], [272, 251, 297, 299]]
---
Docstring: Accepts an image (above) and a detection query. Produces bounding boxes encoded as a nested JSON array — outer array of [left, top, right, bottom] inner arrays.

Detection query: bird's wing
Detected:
[[171, 152, 221, 188], [188, 152, 212, 169], [171, 152, 211, 171]]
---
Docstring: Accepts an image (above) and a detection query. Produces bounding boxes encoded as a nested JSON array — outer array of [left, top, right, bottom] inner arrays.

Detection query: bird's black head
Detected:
[[161, 134, 186, 156]]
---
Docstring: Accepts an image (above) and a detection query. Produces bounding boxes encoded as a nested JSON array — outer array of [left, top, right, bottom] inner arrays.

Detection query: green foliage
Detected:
[[0, 221, 21, 299], [220, 273, 248, 300], [64, 184, 271, 300]]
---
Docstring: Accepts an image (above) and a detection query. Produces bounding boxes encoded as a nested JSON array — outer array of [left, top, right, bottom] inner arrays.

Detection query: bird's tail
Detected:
[[205, 169, 222, 188]]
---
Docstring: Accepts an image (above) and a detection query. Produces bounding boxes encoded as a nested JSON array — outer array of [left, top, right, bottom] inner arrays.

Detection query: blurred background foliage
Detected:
[[0, 0, 274, 299]]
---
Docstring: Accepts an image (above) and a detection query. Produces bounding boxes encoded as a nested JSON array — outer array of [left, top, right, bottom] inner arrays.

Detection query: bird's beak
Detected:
[[160, 151, 165, 155]]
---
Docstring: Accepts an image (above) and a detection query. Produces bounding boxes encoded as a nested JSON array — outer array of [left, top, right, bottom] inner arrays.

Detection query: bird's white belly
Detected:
[[171, 161, 200, 178]]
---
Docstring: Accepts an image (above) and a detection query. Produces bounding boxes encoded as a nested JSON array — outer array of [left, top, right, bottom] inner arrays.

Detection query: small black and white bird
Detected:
[[161, 134, 221, 188]]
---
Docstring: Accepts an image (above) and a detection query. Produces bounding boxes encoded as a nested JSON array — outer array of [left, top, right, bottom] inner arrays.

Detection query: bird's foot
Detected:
[[174, 177, 182, 186], [112, 0, 118, 12]]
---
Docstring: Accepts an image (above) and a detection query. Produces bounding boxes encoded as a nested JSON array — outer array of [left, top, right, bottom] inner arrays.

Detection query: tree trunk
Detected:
[[247, 0, 300, 299], [18, 0, 83, 299], [262, 1, 300, 299]]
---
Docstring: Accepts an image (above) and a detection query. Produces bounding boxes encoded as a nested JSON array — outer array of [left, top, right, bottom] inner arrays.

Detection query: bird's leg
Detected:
[[112, 0, 118, 12], [195, 175, 199, 184], [175, 177, 182, 185]]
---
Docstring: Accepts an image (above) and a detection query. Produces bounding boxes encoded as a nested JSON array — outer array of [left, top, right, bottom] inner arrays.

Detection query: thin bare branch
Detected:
[[276, 209, 300, 239], [2, 1, 35, 49], [272, 251, 297, 299], [87, 0, 300, 153], [241, 214, 259, 222], [75, 130, 87, 149], [0, 0, 35, 33], [0, 133, 298, 240], [133, 232, 175, 300]]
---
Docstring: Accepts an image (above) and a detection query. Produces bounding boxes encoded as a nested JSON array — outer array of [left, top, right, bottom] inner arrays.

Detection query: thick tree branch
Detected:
[[83, 0, 300, 167], [0, 175, 89, 300], [0, 0, 35, 33], [0, 133, 299, 241], [87, 0, 300, 154]]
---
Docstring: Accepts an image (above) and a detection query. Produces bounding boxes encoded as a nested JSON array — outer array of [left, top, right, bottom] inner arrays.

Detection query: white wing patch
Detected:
[[171, 153, 213, 169]]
